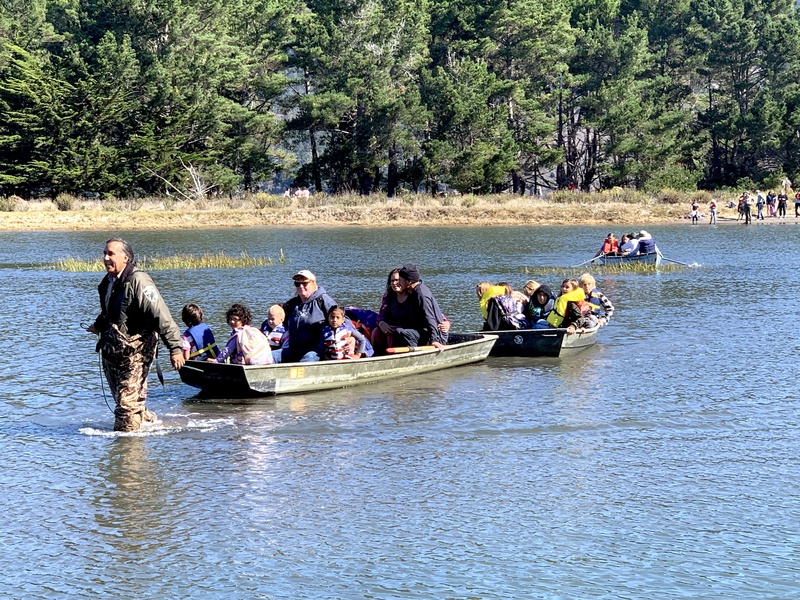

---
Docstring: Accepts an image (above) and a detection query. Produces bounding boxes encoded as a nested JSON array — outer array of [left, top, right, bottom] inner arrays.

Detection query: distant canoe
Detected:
[[179, 333, 498, 400], [486, 326, 598, 358], [593, 252, 661, 266]]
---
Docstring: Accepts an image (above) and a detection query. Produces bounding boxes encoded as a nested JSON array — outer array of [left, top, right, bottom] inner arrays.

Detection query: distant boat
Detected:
[[593, 252, 661, 266], [485, 326, 598, 358], [179, 333, 498, 400]]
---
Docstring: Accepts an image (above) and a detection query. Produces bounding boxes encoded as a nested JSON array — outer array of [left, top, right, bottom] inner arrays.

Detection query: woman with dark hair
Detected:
[[371, 268, 412, 355], [372, 267, 450, 354]]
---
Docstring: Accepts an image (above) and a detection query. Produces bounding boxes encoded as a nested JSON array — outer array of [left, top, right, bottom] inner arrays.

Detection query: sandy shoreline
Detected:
[[0, 200, 728, 231]]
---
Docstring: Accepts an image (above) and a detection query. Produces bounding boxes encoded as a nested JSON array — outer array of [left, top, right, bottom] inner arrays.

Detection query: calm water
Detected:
[[1, 223, 799, 598]]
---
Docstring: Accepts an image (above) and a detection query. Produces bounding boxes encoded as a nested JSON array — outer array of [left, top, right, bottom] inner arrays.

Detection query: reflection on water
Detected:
[[1, 224, 800, 597]]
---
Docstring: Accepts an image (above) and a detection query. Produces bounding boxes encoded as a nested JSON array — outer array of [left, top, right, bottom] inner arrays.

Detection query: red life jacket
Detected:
[[601, 239, 619, 254]]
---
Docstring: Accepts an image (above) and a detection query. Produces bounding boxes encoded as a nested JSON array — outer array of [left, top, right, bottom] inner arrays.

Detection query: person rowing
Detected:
[[594, 232, 619, 257]]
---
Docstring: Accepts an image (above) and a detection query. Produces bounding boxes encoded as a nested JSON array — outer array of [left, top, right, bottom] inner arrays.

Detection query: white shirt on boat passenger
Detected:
[[620, 238, 639, 256]]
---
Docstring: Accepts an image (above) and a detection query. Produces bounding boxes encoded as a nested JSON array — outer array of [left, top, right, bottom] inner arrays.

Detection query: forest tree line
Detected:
[[0, 0, 799, 199]]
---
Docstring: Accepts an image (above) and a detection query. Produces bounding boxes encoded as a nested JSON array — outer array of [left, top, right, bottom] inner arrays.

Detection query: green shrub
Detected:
[[0, 197, 15, 212], [657, 188, 683, 204], [644, 166, 701, 192], [761, 170, 790, 191], [549, 190, 578, 204], [101, 198, 119, 212], [602, 187, 648, 204], [55, 193, 76, 211]]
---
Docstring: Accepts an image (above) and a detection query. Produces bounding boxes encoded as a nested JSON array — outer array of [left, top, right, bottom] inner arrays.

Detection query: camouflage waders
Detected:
[[100, 325, 159, 432]]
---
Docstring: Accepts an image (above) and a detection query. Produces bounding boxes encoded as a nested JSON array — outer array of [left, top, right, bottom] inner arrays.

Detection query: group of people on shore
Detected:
[[594, 230, 657, 257], [478, 275, 614, 335], [732, 190, 800, 224], [687, 188, 800, 225]]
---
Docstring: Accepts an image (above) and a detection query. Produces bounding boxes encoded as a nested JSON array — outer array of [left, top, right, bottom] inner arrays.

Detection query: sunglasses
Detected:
[[294, 280, 311, 287]]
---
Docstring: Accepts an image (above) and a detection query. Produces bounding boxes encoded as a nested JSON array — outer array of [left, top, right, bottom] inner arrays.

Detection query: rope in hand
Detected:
[[82, 322, 115, 415]]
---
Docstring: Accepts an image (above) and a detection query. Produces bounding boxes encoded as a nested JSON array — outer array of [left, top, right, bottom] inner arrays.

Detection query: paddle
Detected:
[[569, 256, 601, 268], [386, 346, 437, 354], [660, 256, 695, 267]]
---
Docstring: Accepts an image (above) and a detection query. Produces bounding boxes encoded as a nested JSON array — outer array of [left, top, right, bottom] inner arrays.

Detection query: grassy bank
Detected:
[[0, 189, 744, 231]]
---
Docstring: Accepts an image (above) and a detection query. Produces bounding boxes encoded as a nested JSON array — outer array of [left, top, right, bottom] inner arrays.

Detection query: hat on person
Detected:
[[638, 230, 650, 238], [292, 269, 316, 282], [398, 264, 421, 283]]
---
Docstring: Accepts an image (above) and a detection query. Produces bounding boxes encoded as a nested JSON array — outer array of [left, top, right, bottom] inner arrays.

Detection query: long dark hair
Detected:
[[385, 267, 401, 292]]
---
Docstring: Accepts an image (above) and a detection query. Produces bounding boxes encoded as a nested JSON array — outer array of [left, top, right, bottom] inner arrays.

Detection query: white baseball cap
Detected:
[[292, 269, 316, 282]]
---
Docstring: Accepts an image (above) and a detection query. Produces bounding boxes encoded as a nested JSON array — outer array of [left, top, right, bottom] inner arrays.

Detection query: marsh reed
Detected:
[[521, 263, 687, 278], [50, 251, 283, 272]]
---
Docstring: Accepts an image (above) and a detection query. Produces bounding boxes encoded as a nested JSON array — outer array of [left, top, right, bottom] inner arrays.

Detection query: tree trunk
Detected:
[[387, 141, 398, 198], [304, 67, 322, 193]]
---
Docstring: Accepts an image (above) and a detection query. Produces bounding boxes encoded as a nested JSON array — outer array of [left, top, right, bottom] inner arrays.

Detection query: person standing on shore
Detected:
[[690, 200, 700, 224], [87, 238, 185, 432], [741, 193, 752, 224], [755, 191, 766, 220], [777, 192, 788, 218]]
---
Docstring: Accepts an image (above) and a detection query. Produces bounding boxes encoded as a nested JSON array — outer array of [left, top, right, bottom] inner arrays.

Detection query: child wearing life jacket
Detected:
[[546, 278, 598, 334], [181, 303, 219, 361], [578, 273, 614, 327], [320, 306, 367, 360], [214, 303, 274, 365], [476, 281, 506, 319], [260, 304, 287, 350]]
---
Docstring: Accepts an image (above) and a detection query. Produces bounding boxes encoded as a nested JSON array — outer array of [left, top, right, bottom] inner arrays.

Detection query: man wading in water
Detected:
[[87, 238, 185, 432]]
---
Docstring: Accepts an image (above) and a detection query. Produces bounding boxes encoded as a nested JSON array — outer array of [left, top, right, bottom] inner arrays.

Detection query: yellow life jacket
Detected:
[[547, 287, 586, 328], [479, 285, 507, 319]]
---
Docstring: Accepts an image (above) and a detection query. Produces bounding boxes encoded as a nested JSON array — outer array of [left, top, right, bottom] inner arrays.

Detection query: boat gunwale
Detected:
[[179, 333, 499, 398], [223, 332, 497, 371]]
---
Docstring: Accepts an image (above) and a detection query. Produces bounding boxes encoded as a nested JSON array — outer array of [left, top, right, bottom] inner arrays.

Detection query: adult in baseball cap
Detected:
[[274, 269, 337, 363]]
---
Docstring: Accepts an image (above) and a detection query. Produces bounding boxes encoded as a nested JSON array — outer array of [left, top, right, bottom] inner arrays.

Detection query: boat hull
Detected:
[[594, 252, 660, 266], [179, 333, 498, 400], [486, 327, 598, 357]]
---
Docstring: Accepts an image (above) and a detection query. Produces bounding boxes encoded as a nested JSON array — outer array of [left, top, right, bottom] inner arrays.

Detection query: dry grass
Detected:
[[0, 190, 747, 231]]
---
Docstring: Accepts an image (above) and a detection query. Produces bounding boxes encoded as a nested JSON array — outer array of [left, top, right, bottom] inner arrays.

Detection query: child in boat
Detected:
[[578, 274, 614, 327], [546, 278, 598, 334], [476, 281, 506, 319], [180, 303, 219, 361], [213, 303, 274, 365], [528, 284, 555, 329], [496, 282, 530, 313], [320, 306, 367, 360], [521, 280, 540, 300], [260, 304, 287, 350]]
